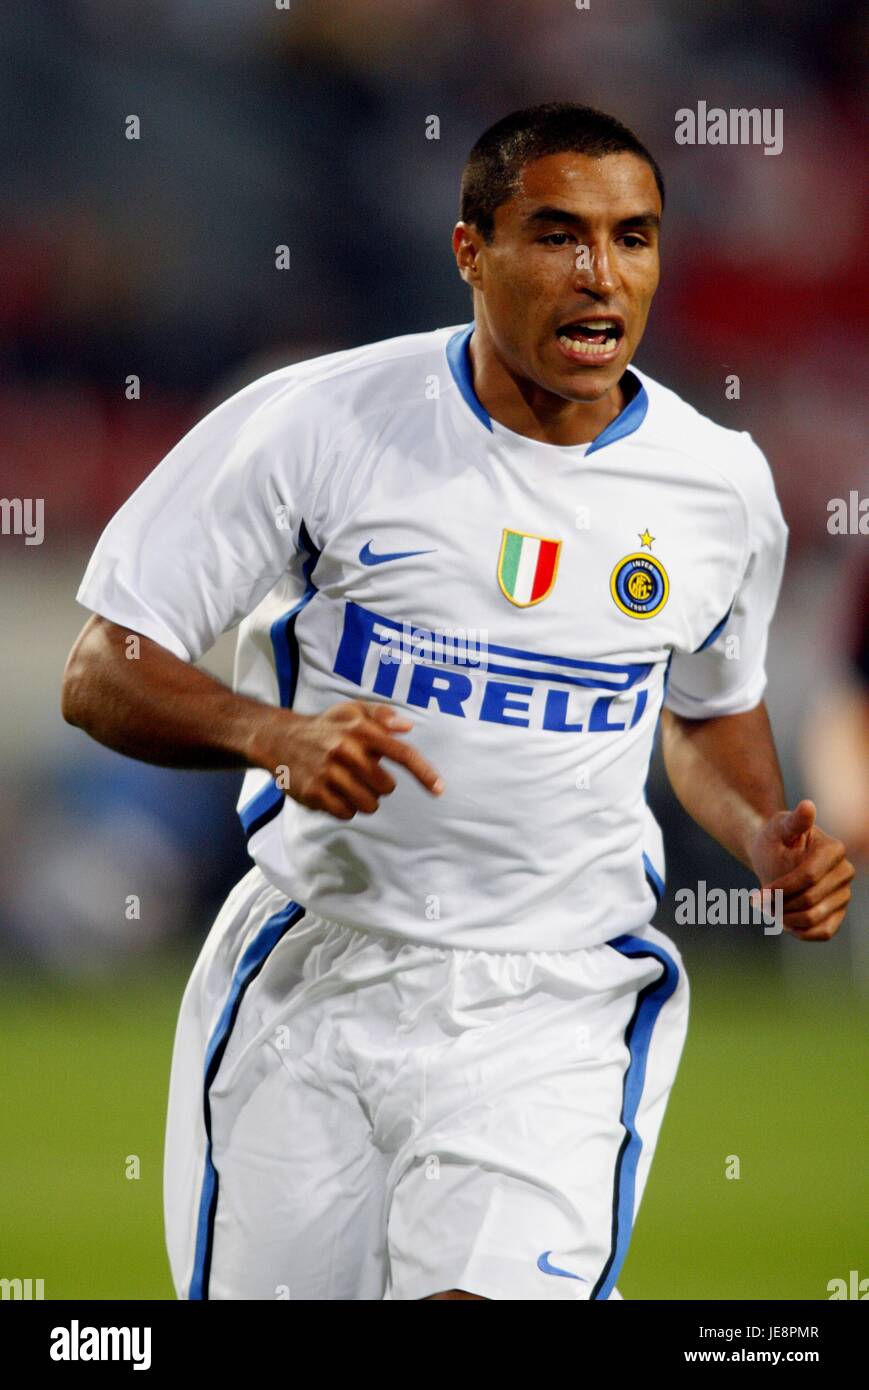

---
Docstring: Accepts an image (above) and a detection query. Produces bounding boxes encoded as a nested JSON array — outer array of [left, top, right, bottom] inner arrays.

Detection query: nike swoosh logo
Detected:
[[359, 540, 436, 566], [537, 1251, 588, 1281]]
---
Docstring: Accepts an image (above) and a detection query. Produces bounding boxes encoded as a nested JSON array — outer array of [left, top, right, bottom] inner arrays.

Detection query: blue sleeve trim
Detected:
[[694, 603, 734, 653], [642, 851, 665, 902]]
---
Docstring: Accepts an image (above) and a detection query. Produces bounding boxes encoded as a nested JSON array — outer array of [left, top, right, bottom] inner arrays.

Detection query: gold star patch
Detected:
[[638, 528, 655, 550]]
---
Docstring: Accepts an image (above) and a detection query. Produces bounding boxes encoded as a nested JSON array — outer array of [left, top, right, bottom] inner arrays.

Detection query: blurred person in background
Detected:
[[803, 561, 869, 863]]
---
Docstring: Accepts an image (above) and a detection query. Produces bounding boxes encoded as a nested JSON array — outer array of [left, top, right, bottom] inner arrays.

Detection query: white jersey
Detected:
[[77, 323, 788, 951]]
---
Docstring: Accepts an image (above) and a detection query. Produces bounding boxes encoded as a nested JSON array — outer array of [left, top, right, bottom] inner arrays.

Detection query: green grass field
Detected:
[[1, 954, 865, 1300]]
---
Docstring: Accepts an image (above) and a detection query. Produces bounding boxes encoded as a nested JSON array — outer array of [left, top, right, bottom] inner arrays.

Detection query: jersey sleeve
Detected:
[[664, 436, 789, 719], [76, 371, 325, 663]]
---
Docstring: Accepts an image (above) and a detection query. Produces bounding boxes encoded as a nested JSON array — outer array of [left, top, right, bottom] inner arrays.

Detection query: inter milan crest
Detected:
[[610, 528, 669, 619], [498, 528, 562, 607]]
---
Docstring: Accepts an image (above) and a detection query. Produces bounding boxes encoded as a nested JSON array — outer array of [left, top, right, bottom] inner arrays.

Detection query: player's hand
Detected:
[[749, 799, 855, 941], [264, 700, 444, 821]]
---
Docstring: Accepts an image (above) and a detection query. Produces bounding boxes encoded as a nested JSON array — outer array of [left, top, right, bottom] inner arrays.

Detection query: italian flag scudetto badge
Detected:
[[497, 528, 562, 607]]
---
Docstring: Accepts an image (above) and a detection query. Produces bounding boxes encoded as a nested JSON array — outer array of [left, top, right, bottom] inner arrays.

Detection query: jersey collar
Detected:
[[445, 322, 648, 454]]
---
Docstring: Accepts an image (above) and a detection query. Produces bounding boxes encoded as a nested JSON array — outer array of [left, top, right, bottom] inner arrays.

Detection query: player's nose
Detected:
[[572, 242, 618, 297]]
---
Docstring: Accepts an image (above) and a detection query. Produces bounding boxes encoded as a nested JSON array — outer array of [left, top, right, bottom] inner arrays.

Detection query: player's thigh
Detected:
[[205, 1028, 390, 1300], [620, 924, 690, 1217], [164, 865, 287, 1295], [165, 872, 390, 1300], [385, 931, 689, 1301]]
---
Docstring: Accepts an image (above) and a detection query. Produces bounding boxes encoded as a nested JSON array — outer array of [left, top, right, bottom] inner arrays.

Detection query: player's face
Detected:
[[463, 151, 661, 403]]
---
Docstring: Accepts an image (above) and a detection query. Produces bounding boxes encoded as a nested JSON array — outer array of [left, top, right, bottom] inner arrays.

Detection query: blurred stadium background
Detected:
[[1, 0, 866, 1300]]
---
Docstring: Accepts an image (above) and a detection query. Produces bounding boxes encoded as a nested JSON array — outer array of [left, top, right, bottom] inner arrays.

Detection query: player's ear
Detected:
[[453, 221, 484, 288]]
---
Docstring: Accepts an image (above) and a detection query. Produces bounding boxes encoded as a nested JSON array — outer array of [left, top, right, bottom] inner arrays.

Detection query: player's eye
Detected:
[[618, 234, 648, 249], [539, 232, 575, 246]]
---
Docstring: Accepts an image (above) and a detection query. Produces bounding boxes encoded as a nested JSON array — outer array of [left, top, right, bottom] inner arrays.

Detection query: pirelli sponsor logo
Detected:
[[332, 600, 655, 733]]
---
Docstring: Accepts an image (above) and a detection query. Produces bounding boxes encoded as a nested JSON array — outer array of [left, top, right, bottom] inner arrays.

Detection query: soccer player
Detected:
[[62, 103, 854, 1301]]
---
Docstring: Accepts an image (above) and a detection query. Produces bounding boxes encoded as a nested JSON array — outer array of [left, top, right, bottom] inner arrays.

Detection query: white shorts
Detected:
[[164, 865, 689, 1301]]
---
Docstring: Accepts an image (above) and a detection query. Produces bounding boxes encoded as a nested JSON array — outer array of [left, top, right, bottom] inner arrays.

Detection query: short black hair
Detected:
[[460, 102, 665, 243]]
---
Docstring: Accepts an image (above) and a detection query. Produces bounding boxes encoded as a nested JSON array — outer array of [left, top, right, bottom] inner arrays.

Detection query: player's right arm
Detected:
[[61, 614, 443, 820], [61, 370, 442, 820]]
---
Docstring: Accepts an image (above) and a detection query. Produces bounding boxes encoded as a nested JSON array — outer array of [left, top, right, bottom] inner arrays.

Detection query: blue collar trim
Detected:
[[446, 324, 493, 431], [585, 368, 648, 454], [445, 322, 649, 452]]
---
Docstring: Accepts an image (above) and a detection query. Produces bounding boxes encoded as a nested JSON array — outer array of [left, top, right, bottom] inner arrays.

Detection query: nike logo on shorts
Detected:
[[537, 1251, 588, 1281]]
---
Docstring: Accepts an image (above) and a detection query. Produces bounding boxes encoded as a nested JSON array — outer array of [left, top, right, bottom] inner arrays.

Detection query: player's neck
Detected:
[[467, 326, 626, 448]]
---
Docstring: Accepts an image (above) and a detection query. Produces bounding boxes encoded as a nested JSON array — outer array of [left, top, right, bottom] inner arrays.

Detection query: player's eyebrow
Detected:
[[615, 213, 661, 231], [523, 206, 660, 232]]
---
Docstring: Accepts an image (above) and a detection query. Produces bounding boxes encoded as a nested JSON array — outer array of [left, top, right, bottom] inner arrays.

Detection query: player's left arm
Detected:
[[661, 701, 855, 941], [661, 433, 854, 942]]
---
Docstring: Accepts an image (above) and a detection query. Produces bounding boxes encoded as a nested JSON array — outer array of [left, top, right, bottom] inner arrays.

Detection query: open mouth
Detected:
[[556, 318, 625, 358]]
